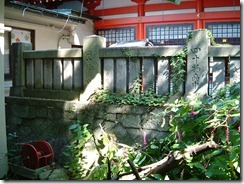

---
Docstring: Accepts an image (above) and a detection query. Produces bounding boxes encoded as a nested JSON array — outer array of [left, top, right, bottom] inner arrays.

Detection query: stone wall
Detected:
[[5, 96, 169, 165]]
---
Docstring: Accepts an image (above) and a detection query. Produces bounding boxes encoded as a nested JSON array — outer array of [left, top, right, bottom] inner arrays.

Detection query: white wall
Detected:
[[5, 19, 94, 49]]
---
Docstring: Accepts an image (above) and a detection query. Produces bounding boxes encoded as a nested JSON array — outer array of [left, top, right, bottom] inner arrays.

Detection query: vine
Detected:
[[121, 47, 137, 62], [91, 77, 169, 107]]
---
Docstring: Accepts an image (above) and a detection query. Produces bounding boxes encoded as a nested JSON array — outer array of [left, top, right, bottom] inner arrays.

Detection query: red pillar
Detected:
[[131, 0, 147, 40], [196, 0, 203, 29]]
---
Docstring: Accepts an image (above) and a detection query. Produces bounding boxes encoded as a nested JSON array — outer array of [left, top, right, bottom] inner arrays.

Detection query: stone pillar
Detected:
[[185, 30, 210, 97], [10, 42, 32, 97], [0, 0, 8, 178], [81, 35, 106, 102]]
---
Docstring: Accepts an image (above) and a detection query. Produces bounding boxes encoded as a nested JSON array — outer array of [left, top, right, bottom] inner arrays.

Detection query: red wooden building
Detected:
[[15, 0, 240, 46]]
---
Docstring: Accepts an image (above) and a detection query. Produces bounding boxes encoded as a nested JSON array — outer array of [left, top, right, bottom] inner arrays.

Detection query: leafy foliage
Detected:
[[64, 123, 140, 180], [65, 82, 240, 180], [63, 123, 92, 179], [140, 82, 240, 180], [92, 77, 169, 107]]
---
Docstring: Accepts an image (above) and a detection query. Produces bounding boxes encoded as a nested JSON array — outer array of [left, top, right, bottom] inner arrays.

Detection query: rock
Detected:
[[39, 168, 69, 180]]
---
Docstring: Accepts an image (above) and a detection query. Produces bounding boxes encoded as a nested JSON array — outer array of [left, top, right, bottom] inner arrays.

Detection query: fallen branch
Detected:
[[127, 159, 141, 180], [116, 140, 219, 180]]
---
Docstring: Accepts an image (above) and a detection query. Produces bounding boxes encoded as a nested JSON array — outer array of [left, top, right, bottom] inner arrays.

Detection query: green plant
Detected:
[[64, 122, 140, 180], [64, 123, 92, 179], [137, 82, 240, 180], [65, 82, 240, 180], [170, 47, 187, 94], [87, 126, 140, 180], [92, 77, 169, 107], [121, 47, 137, 62]]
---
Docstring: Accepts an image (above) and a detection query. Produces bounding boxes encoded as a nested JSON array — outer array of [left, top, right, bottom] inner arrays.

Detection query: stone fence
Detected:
[[9, 30, 240, 101]]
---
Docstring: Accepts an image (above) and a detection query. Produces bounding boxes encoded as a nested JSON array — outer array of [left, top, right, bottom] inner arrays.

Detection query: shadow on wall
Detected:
[[5, 96, 169, 167]]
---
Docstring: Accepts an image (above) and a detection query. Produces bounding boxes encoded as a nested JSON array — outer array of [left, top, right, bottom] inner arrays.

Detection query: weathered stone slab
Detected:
[[143, 57, 155, 91], [157, 58, 170, 95], [23, 48, 82, 59], [186, 30, 210, 97], [11, 42, 32, 88], [73, 59, 83, 91], [103, 58, 114, 91], [119, 114, 141, 129], [53, 59, 62, 90], [83, 35, 105, 88], [99, 46, 184, 58], [34, 59, 43, 89], [128, 58, 141, 91], [116, 58, 127, 93], [208, 46, 240, 57], [212, 57, 225, 93], [229, 57, 240, 83], [80, 35, 106, 102], [43, 59, 53, 89], [63, 59, 73, 90], [25, 59, 34, 89]]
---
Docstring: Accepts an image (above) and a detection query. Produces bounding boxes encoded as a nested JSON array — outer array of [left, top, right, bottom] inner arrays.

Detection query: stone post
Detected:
[[10, 42, 32, 97], [81, 35, 106, 102], [185, 30, 210, 98], [0, 0, 8, 178]]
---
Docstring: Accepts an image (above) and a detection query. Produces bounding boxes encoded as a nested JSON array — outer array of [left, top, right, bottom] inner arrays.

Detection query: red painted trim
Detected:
[[201, 11, 240, 20], [94, 0, 240, 17], [95, 6, 137, 16], [95, 9, 240, 28], [145, 1, 195, 12], [95, 17, 140, 29], [94, 1, 195, 16], [95, 12, 198, 29], [203, 0, 240, 8]]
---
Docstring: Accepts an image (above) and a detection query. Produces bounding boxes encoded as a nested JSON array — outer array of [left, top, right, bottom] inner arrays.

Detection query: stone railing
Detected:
[[10, 44, 83, 100], [10, 30, 240, 101], [10, 35, 106, 101], [100, 30, 240, 97], [99, 46, 183, 95]]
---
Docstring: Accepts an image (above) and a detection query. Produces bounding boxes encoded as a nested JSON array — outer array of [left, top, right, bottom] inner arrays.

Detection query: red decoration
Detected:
[[83, 0, 102, 15]]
